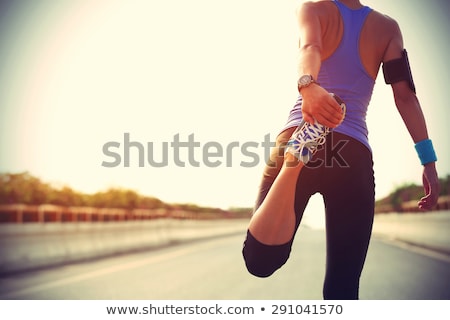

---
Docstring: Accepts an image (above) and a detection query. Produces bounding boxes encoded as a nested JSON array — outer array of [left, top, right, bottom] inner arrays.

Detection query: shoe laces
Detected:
[[286, 120, 330, 162]]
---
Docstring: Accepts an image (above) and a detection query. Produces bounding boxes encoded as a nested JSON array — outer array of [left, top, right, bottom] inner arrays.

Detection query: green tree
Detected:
[[0, 172, 51, 204]]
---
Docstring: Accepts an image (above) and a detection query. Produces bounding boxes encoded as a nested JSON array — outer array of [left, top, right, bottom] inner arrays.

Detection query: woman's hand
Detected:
[[300, 84, 345, 128], [418, 162, 440, 210]]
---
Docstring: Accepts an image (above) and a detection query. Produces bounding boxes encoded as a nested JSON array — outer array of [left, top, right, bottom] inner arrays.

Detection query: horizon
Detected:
[[2, 170, 448, 212]]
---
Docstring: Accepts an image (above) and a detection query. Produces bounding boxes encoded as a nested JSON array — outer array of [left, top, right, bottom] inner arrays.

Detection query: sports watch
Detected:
[[297, 74, 317, 92]]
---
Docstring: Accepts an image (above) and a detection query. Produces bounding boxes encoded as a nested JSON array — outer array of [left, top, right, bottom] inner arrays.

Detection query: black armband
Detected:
[[382, 49, 416, 93]]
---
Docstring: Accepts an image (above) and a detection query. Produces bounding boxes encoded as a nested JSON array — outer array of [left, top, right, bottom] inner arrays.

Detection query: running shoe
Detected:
[[285, 93, 346, 164]]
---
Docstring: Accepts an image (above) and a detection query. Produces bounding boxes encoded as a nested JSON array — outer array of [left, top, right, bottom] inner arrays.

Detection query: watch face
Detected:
[[299, 75, 312, 86]]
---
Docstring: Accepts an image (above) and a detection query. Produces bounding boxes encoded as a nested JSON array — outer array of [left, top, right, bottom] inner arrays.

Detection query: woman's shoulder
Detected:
[[296, 0, 338, 19], [368, 9, 401, 33]]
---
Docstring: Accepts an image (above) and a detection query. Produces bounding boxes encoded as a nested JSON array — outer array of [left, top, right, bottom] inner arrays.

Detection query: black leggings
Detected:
[[242, 132, 375, 299]]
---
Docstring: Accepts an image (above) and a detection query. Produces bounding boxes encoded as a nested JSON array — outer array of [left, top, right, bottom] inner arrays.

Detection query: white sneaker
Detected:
[[285, 93, 346, 164]]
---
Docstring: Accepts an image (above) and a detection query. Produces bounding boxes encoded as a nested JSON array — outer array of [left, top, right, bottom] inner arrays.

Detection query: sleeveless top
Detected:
[[282, 0, 375, 152]]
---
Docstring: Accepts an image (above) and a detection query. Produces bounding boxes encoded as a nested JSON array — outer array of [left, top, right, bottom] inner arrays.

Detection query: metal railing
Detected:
[[0, 204, 249, 223]]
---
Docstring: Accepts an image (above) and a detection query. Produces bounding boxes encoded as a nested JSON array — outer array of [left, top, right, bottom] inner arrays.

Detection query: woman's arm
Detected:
[[384, 20, 440, 210], [296, 2, 344, 128]]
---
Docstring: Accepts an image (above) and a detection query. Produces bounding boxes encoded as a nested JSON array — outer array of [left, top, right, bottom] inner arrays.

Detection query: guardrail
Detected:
[[0, 204, 251, 274], [0, 204, 249, 223]]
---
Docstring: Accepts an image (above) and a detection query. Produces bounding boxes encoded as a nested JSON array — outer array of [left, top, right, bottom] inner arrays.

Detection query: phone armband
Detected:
[[382, 49, 416, 93]]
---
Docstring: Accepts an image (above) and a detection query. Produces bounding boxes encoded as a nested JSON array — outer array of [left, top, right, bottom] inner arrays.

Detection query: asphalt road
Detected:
[[0, 226, 449, 300]]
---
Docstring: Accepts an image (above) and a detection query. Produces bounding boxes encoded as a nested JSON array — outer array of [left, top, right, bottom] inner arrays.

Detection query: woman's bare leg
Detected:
[[248, 127, 304, 245]]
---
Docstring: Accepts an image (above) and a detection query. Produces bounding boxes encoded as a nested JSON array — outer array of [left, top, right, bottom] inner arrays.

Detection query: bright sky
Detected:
[[0, 0, 449, 219]]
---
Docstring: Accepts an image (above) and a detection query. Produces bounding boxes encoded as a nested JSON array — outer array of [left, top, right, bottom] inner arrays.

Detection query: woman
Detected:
[[242, 0, 439, 299]]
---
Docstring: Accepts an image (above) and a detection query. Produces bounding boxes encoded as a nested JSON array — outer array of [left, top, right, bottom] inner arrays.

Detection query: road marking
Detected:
[[374, 235, 450, 263], [1, 237, 235, 299]]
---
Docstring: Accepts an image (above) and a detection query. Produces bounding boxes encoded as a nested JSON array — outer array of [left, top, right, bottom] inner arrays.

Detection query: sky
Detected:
[[0, 0, 449, 219]]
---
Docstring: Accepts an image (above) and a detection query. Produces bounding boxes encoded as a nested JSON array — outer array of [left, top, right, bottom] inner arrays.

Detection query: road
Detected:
[[0, 226, 449, 300]]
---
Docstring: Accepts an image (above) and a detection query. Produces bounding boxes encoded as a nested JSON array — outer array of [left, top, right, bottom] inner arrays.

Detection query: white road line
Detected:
[[373, 235, 450, 264]]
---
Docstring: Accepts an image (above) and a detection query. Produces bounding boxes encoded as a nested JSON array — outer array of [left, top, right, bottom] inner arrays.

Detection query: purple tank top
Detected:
[[283, 0, 375, 151]]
